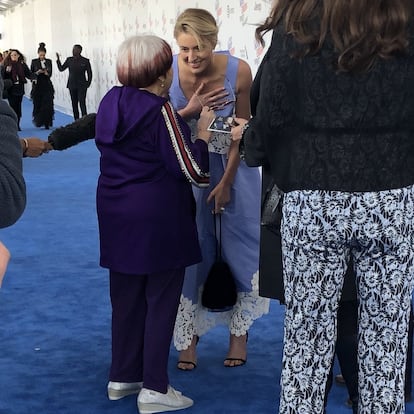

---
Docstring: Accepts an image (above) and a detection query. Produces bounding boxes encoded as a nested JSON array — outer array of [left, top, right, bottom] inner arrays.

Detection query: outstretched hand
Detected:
[[197, 106, 216, 133], [22, 137, 52, 157]]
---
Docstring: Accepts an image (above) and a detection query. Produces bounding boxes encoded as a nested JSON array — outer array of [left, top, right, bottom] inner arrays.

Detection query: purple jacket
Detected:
[[95, 86, 209, 274]]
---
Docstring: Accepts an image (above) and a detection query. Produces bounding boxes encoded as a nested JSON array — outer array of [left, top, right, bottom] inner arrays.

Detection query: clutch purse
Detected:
[[201, 212, 237, 312], [261, 181, 283, 234]]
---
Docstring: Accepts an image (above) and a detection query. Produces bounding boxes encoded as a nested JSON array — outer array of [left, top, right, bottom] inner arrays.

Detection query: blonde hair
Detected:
[[256, 0, 412, 73], [174, 8, 218, 50], [116, 35, 172, 88]]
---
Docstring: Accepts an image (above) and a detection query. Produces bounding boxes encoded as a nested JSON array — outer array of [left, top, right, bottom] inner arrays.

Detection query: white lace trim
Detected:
[[174, 271, 270, 350]]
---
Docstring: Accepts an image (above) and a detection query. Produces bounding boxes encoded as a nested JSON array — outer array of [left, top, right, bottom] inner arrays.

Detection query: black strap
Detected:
[[213, 213, 223, 261]]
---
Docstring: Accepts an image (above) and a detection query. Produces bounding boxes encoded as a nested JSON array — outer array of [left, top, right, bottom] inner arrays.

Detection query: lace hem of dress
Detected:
[[174, 271, 270, 350]]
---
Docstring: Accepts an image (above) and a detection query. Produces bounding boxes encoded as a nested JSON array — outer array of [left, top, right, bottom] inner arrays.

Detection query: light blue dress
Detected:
[[170, 53, 270, 350]]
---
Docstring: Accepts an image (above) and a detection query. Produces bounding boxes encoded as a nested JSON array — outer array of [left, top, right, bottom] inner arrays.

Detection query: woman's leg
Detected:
[[109, 270, 146, 383], [7, 94, 22, 129], [174, 183, 215, 365], [279, 190, 349, 414], [336, 299, 359, 412], [354, 191, 414, 412], [349, 186, 414, 413], [405, 303, 413, 401], [220, 159, 269, 366], [143, 268, 185, 393], [224, 333, 248, 367], [177, 335, 199, 371]]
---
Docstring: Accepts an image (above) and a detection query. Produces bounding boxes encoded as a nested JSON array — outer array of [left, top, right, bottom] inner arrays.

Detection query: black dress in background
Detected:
[[30, 58, 54, 128]]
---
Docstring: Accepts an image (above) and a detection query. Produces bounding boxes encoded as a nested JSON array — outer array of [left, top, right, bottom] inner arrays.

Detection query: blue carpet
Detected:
[[0, 98, 412, 413]]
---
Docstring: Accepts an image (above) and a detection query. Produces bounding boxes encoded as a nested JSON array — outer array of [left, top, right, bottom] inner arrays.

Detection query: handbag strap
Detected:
[[213, 213, 223, 261]]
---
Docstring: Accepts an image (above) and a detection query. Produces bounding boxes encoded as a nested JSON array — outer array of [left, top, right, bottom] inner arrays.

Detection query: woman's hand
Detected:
[[197, 106, 215, 131], [207, 180, 232, 214], [195, 106, 214, 143], [179, 83, 230, 119], [197, 86, 230, 111], [231, 117, 249, 141], [21, 138, 52, 157]]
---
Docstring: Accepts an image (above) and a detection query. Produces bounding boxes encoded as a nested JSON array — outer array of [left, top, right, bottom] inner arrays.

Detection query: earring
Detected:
[[160, 81, 165, 88]]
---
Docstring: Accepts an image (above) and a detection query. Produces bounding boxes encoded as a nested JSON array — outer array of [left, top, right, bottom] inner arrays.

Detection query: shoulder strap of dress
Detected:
[[215, 51, 238, 92]]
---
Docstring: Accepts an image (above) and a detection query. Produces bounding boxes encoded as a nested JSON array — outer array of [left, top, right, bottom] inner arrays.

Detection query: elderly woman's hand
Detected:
[[230, 117, 249, 141], [196, 106, 215, 143]]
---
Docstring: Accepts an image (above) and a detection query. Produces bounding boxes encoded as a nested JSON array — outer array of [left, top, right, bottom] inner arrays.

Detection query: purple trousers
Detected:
[[109, 268, 185, 393]]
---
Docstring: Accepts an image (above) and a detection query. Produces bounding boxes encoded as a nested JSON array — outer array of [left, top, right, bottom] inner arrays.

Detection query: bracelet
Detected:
[[241, 122, 250, 137], [22, 138, 29, 156]]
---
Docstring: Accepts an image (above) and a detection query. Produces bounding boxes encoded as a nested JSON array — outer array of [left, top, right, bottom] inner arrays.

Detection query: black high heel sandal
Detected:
[[224, 332, 248, 367], [177, 336, 199, 371]]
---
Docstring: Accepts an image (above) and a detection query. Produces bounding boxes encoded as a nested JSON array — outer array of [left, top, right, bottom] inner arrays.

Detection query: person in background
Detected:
[[30, 42, 54, 129], [231, 1, 414, 412], [1, 51, 11, 99], [0, 76, 26, 284], [95, 34, 214, 414], [56, 44, 92, 120], [1, 49, 34, 130], [0, 50, 9, 67], [0, 76, 26, 227], [170, 8, 269, 371]]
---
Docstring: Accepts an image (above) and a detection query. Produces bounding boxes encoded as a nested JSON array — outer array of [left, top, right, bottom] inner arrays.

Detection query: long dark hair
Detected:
[[256, 0, 413, 72], [3, 49, 26, 66]]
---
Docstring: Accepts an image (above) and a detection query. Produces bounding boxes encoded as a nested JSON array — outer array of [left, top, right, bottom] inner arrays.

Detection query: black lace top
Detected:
[[244, 23, 414, 192]]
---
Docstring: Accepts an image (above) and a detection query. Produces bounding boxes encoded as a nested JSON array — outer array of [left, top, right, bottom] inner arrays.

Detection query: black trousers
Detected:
[[69, 87, 87, 120], [7, 94, 23, 125]]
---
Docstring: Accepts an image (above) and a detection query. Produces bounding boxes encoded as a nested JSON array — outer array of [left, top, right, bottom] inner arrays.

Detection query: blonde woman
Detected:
[[170, 8, 269, 370]]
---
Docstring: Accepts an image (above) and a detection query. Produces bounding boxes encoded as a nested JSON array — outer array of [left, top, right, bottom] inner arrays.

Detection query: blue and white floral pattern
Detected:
[[279, 186, 414, 414]]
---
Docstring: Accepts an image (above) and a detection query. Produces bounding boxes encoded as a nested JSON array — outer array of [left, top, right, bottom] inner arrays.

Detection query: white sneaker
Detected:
[[107, 381, 143, 400], [137, 385, 193, 413]]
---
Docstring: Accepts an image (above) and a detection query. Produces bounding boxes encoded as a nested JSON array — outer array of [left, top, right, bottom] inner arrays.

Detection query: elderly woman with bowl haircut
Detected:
[[95, 35, 214, 414]]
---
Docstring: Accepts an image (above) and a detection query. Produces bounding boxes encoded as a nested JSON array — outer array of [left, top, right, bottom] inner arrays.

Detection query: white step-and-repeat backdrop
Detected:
[[1, 0, 272, 115]]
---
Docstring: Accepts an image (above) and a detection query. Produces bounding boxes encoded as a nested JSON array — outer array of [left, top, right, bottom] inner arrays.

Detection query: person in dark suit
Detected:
[[31, 42, 54, 129], [56, 44, 92, 120]]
